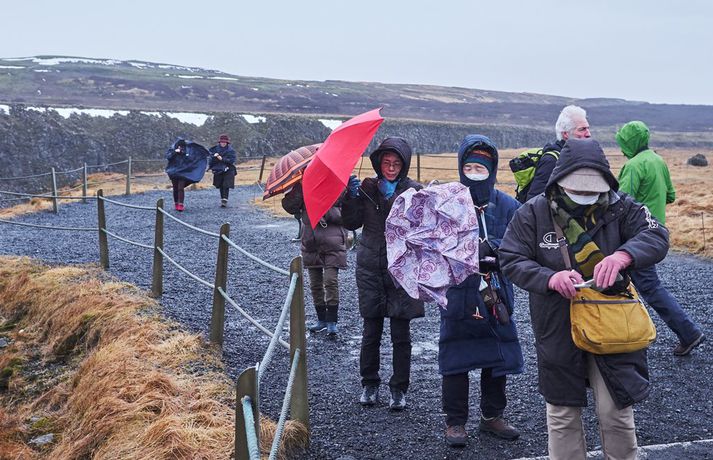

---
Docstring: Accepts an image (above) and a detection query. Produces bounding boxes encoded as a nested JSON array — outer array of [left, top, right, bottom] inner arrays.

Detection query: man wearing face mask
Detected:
[[499, 139, 669, 460], [440, 135, 524, 448]]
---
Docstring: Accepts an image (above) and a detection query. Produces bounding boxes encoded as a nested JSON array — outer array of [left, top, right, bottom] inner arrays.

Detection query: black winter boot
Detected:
[[308, 305, 327, 332]]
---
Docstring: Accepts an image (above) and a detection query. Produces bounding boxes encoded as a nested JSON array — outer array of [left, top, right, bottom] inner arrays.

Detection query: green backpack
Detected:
[[509, 148, 560, 203]]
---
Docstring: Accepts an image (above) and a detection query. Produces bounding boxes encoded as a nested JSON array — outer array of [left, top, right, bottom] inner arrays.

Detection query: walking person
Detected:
[[342, 137, 423, 411], [440, 135, 524, 448], [499, 139, 669, 459], [165, 139, 209, 212], [525, 105, 591, 201], [616, 120, 705, 355], [208, 134, 237, 207], [282, 183, 348, 336]]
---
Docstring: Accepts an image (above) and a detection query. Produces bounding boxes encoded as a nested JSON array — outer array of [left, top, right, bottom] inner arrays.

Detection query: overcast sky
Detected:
[[3, 0, 712, 105]]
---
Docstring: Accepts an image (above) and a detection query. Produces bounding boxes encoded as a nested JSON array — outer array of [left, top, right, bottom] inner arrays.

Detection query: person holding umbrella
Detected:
[[165, 138, 210, 211], [342, 137, 424, 411], [439, 135, 524, 447], [282, 182, 348, 336], [208, 134, 237, 207]]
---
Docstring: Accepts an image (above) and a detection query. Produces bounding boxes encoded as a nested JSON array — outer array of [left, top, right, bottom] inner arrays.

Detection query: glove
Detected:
[[347, 175, 361, 197], [593, 251, 632, 289], [478, 241, 498, 272], [548, 270, 584, 299]]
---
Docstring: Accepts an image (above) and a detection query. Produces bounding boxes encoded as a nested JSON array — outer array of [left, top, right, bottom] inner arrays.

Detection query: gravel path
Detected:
[[0, 185, 711, 460]]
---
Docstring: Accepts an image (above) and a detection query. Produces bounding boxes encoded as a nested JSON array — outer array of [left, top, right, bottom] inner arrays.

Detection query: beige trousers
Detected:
[[546, 355, 637, 460]]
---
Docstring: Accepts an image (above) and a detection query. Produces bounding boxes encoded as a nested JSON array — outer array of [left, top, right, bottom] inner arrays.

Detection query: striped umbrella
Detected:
[[262, 144, 322, 200]]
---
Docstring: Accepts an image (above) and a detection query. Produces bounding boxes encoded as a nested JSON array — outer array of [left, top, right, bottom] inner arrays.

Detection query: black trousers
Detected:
[[171, 178, 188, 204], [360, 317, 411, 392], [220, 187, 230, 200], [442, 368, 507, 426]]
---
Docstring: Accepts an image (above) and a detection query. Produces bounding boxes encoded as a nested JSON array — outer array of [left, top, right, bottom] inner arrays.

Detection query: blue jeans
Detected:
[[631, 265, 702, 345]]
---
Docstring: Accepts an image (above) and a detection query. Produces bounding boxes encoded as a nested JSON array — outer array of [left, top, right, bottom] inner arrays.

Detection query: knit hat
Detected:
[[464, 149, 493, 173], [557, 167, 610, 193], [218, 134, 230, 144]]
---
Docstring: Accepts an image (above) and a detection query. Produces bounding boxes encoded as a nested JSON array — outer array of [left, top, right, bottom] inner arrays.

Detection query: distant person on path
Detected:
[[165, 139, 209, 212], [525, 105, 591, 201], [282, 183, 348, 336], [616, 120, 705, 355], [342, 137, 424, 411], [499, 139, 669, 460], [208, 134, 237, 207], [440, 135, 524, 448]]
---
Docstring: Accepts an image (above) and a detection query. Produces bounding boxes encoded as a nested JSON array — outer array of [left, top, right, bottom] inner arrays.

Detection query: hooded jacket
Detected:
[[208, 143, 237, 175], [439, 135, 524, 376], [499, 139, 669, 408], [282, 183, 348, 269], [165, 139, 209, 184], [616, 121, 675, 224], [342, 137, 424, 319], [526, 139, 565, 201]]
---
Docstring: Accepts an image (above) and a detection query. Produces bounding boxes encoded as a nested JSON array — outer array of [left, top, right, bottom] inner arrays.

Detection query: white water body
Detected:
[[241, 114, 266, 124], [319, 119, 343, 130]]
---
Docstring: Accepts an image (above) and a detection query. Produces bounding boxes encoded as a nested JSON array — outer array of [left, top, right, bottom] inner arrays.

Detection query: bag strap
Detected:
[[551, 213, 573, 271]]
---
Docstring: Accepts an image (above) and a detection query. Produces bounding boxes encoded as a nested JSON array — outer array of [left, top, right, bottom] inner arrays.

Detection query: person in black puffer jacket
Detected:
[[342, 137, 423, 411], [208, 134, 237, 207]]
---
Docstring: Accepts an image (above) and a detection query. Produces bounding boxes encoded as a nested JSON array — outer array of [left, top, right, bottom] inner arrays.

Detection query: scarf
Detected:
[[377, 178, 399, 199], [549, 186, 609, 279]]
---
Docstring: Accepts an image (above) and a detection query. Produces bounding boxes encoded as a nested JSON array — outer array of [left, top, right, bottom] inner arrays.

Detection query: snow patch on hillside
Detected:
[[0, 65, 24, 69], [242, 114, 266, 124], [319, 119, 343, 130]]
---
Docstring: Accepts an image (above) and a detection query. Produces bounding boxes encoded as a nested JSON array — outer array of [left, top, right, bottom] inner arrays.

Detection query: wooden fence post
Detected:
[[96, 189, 109, 269], [151, 198, 164, 298], [125, 156, 132, 195], [51, 167, 58, 213], [82, 163, 88, 204], [257, 155, 267, 184], [416, 150, 421, 183], [235, 365, 260, 460], [289, 255, 310, 436], [210, 223, 231, 348]]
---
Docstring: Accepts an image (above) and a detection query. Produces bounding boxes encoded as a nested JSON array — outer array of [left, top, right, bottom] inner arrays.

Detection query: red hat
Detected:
[[218, 134, 230, 143]]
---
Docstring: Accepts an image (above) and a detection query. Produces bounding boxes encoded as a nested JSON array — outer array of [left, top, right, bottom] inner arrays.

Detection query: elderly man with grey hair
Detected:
[[525, 105, 591, 201]]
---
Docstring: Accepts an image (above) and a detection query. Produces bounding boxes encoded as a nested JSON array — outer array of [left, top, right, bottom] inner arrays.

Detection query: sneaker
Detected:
[[326, 322, 338, 336], [389, 388, 406, 411], [359, 385, 379, 406], [176, 203, 184, 212], [479, 415, 520, 440], [445, 425, 468, 447], [220, 199, 228, 208], [307, 320, 327, 333], [673, 333, 705, 356]]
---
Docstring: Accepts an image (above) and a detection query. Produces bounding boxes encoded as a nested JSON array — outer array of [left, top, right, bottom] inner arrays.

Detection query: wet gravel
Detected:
[[0, 185, 711, 460]]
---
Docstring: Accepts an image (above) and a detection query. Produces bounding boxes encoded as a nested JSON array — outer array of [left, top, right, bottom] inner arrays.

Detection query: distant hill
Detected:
[[2, 55, 713, 136]]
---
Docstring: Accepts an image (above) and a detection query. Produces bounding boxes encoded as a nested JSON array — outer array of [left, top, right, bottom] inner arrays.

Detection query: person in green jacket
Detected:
[[616, 120, 705, 356]]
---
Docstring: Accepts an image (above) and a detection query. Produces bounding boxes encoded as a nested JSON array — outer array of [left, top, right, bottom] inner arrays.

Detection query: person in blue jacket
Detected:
[[440, 135, 524, 448], [208, 134, 237, 207], [165, 139, 209, 212]]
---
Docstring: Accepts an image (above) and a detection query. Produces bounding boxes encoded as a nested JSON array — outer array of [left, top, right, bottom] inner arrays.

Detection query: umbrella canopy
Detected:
[[302, 108, 384, 227], [386, 182, 480, 308], [262, 144, 321, 200]]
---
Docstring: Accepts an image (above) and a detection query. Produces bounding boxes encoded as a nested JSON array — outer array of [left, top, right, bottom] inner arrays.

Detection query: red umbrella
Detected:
[[302, 108, 384, 227], [262, 144, 321, 200]]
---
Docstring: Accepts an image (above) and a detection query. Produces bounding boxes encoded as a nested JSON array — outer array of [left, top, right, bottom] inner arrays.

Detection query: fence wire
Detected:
[[223, 235, 290, 276], [0, 218, 97, 231], [158, 208, 221, 238], [98, 195, 154, 211], [217, 287, 290, 349], [269, 348, 301, 460], [102, 229, 153, 249], [241, 396, 261, 460], [156, 247, 215, 289], [0, 171, 53, 181], [258, 273, 298, 384]]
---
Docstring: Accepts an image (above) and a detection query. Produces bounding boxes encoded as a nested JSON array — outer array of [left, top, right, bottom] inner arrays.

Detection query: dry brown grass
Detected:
[[0, 257, 308, 459]]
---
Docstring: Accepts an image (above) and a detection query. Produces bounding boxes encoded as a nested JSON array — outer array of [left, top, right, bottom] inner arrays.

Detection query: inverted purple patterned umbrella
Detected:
[[386, 182, 480, 308]]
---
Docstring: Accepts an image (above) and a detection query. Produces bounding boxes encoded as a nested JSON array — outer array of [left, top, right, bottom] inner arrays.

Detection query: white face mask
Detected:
[[465, 172, 489, 181], [565, 190, 600, 205]]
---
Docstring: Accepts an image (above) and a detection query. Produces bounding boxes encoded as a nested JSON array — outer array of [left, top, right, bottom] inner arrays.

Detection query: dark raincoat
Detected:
[[208, 143, 237, 189], [165, 139, 209, 184], [439, 135, 524, 377], [342, 137, 425, 319], [499, 139, 669, 408]]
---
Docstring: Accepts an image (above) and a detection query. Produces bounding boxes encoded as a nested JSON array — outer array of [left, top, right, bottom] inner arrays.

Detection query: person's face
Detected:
[[462, 163, 489, 176], [563, 117, 591, 140], [380, 152, 403, 181], [219, 141, 228, 148]]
